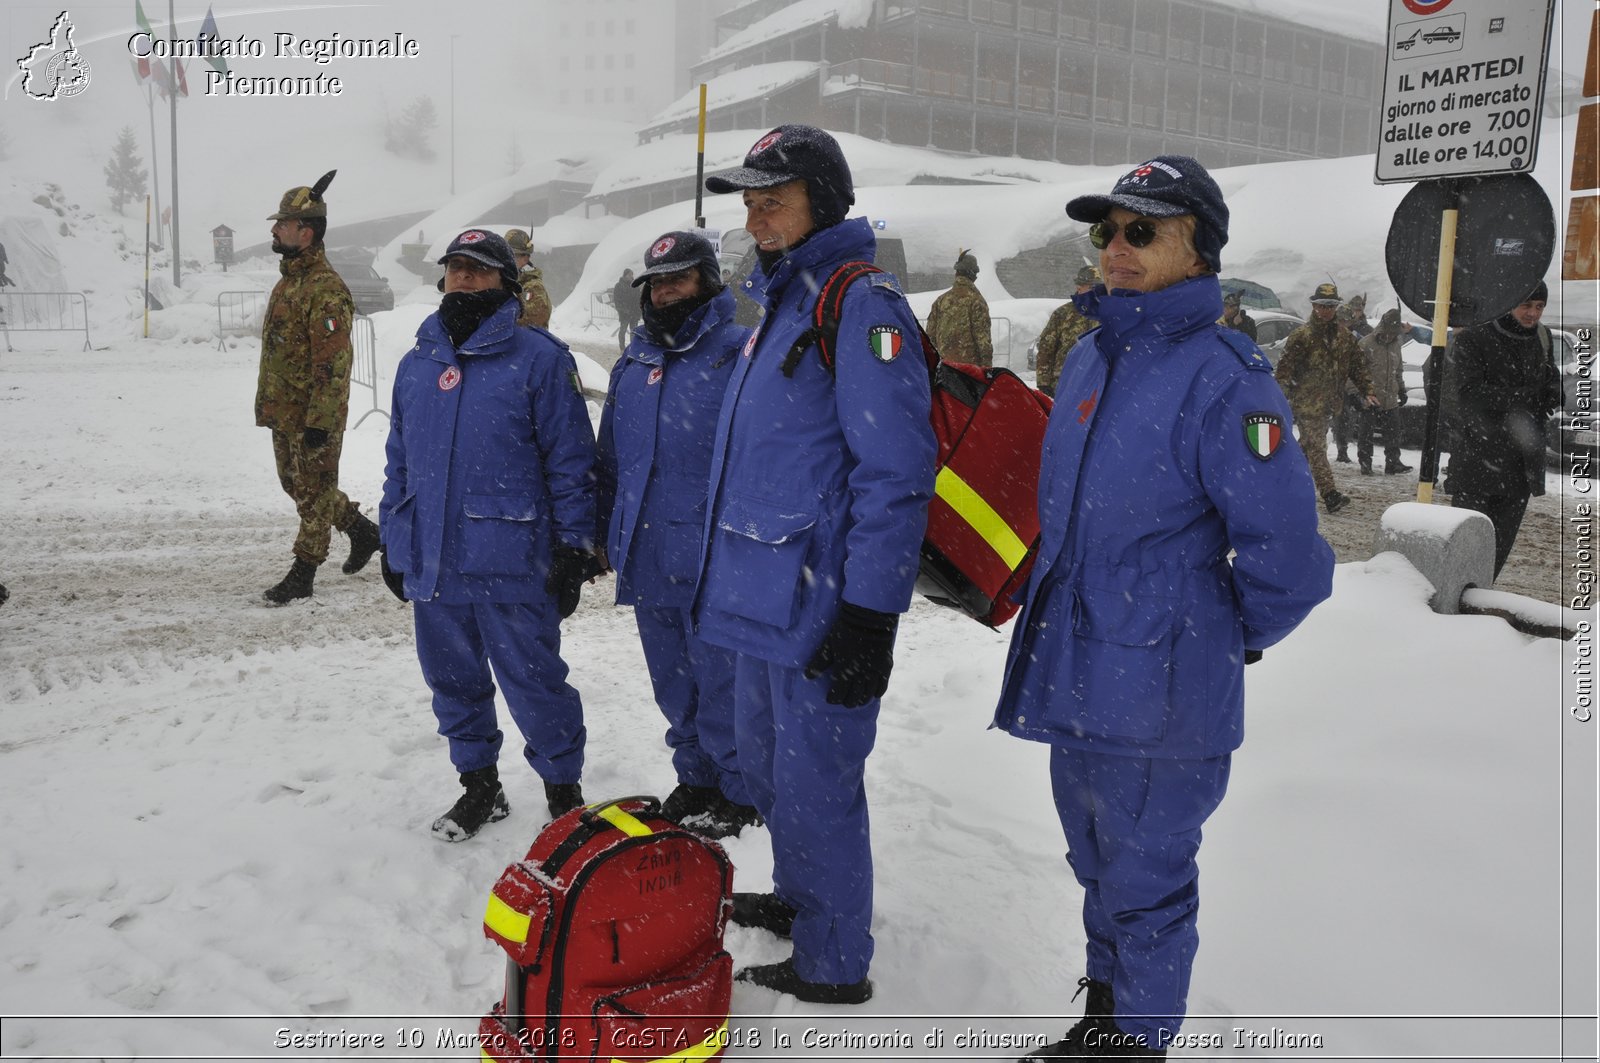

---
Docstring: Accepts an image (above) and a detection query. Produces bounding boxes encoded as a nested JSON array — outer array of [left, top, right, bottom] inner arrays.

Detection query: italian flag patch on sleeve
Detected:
[[1243, 412, 1284, 460]]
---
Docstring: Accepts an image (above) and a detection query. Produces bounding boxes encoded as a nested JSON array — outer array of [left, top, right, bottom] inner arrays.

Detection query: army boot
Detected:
[[263, 558, 318, 604], [1322, 490, 1350, 515], [1359, 459, 1374, 475], [431, 765, 510, 842], [545, 781, 585, 819], [1385, 458, 1413, 475], [342, 510, 381, 575], [1024, 977, 1116, 1060], [1335, 447, 1352, 463]]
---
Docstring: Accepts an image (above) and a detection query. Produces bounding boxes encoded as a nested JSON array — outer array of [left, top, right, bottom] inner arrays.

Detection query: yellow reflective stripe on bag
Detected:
[[934, 465, 1029, 570], [610, 1022, 728, 1063], [595, 803, 654, 838], [483, 891, 532, 945]]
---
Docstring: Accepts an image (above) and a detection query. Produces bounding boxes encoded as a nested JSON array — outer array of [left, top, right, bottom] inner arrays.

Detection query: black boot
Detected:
[[545, 781, 584, 819], [660, 783, 720, 823], [1359, 459, 1374, 475], [1322, 490, 1350, 514], [263, 558, 318, 604], [731, 892, 797, 937], [431, 765, 510, 842], [734, 958, 872, 1005], [1335, 449, 1352, 463], [1023, 977, 1115, 1061], [1385, 458, 1413, 475], [342, 510, 381, 575], [683, 793, 763, 839]]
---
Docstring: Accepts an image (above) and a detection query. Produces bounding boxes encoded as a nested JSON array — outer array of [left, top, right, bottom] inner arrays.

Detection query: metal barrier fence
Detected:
[[349, 315, 387, 429], [215, 290, 269, 351], [1, 291, 92, 351]]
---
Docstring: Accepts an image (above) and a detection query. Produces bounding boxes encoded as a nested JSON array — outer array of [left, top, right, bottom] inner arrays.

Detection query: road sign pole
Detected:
[[1417, 186, 1460, 503]]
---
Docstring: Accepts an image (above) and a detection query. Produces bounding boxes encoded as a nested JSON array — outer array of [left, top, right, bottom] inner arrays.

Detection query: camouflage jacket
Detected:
[[1034, 299, 1097, 395], [517, 265, 552, 329], [926, 276, 993, 367], [255, 245, 356, 433], [1218, 307, 1257, 342], [1274, 317, 1373, 415]]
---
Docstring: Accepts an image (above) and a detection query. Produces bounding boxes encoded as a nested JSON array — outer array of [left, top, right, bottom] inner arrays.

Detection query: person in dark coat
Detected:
[[998, 156, 1333, 1060], [595, 230, 759, 839], [1445, 281, 1561, 578], [698, 124, 937, 1006], [613, 268, 640, 353], [380, 229, 599, 842]]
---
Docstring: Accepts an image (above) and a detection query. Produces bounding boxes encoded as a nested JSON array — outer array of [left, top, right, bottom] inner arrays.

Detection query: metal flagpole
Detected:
[[146, 81, 162, 249], [168, 0, 181, 287]]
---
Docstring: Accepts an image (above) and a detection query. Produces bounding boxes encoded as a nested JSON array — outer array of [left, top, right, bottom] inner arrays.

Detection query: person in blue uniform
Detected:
[[379, 229, 599, 843], [595, 230, 760, 840], [995, 158, 1335, 1059], [697, 125, 937, 1005]]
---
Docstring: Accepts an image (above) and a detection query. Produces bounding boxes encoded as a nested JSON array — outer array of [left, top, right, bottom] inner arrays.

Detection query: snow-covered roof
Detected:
[[704, 0, 875, 64], [642, 61, 822, 131], [589, 128, 1080, 200]]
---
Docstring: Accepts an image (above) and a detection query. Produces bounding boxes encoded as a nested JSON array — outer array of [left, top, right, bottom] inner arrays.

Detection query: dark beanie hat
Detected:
[[1527, 280, 1548, 303], [1065, 155, 1228, 273], [705, 124, 855, 231]]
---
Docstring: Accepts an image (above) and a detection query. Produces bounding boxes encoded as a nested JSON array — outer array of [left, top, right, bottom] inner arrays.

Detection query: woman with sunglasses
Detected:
[[993, 156, 1334, 1060]]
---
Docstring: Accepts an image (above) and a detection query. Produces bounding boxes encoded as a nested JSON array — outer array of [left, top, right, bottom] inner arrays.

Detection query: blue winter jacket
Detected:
[[596, 286, 747, 609], [380, 299, 596, 604], [694, 218, 937, 667], [992, 274, 1333, 758]]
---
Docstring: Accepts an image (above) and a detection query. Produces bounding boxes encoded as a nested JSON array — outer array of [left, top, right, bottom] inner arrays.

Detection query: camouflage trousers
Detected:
[[271, 429, 359, 565], [1292, 406, 1336, 497]]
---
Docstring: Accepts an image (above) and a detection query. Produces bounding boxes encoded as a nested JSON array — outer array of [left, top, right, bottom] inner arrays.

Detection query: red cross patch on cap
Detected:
[[750, 130, 783, 155], [458, 230, 486, 244], [650, 236, 676, 260]]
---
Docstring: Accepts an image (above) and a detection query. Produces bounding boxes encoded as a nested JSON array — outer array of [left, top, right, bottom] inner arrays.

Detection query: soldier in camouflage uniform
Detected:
[[1033, 264, 1100, 397], [1273, 281, 1378, 514], [926, 250, 993, 367], [505, 228, 552, 329], [256, 171, 381, 604], [1219, 289, 1257, 341]]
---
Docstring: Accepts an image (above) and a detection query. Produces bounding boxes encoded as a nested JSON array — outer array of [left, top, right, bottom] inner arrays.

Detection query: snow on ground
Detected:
[[0, 307, 1590, 1063]]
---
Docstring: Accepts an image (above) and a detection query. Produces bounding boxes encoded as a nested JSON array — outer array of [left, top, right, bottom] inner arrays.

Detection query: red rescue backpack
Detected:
[[779, 261, 1054, 627], [477, 797, 734, 1063]]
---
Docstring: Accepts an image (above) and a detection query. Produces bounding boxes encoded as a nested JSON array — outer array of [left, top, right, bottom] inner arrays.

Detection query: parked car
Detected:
[[325, 250, 395, 315]]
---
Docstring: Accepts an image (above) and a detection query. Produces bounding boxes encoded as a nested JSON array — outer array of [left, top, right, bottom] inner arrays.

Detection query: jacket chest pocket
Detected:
[[707, 494, 818, 630], [1050, 583, 1176, 742], [459, 494, 545, 575]]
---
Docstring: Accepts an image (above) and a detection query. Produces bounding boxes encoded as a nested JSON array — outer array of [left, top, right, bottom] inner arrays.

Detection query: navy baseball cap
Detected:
[[705, 124, 856, 230], [1065, 155, 1229, 272], [438, 229, 517, 277], [631, 230, 720, 286]]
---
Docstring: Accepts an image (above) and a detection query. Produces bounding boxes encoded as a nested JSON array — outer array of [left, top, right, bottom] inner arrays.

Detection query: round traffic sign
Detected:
[[1384, 173, 1553, 328]]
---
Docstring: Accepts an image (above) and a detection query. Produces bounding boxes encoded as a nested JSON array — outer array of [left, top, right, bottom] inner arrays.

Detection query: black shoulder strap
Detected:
[[780, 260, 882, 378]]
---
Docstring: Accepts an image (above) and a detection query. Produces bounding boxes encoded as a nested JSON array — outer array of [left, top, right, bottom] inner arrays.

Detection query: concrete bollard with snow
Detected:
[[1370, 502, 1493, 615], [1372, 502, 1577, 639]]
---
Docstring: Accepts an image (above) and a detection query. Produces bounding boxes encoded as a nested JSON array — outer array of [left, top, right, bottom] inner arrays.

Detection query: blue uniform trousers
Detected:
[[735, 655, 877, 984], [413, 601, 585, 784], [1049, 747, 1231, 1049], [634, 604, 747, 804]]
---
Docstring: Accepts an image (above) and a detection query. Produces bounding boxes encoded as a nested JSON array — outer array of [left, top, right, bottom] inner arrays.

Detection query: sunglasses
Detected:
[[1088, 217, 1160, 250]]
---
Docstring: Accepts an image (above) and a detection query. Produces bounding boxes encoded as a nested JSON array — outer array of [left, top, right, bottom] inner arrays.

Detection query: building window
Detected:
[[586, 87, 596, 103], [1061, 0, 1095, 41], [1095, 0, 1131, 49], [1264, 25, 1292, 82], [585, 55, 595, 70], [605, 86, 615, 103], [1133, 3, 1164, 56], [625, 53, 635, 69], [1166, 3, 1199, 62], [625, 86, 635, 102], [604, 54, 614, 69], [1019, 1, 1054, 34]]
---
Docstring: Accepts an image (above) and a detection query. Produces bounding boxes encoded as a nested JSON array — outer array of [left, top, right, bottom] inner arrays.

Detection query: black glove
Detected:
[[379, 549, 407, 602], [302, 427, 330, 450], [1244, 648, 1263, 665], [804, 602, 899, 708], [1397, 389, 1409, 406], [545, 545, 595, 619]]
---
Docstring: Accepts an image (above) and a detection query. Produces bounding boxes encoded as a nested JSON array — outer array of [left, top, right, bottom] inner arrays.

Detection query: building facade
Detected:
[[647, 0, 1381, 170]]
